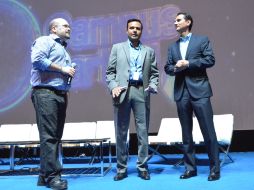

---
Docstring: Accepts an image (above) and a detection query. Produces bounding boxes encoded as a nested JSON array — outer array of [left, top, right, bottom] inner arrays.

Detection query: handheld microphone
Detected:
[[67, 62, 76, 85]]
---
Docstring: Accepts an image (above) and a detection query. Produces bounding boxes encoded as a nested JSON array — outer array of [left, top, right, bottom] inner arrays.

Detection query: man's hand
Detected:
[[112, 86, 127, 98], [174, 60, 189, 72], [61, 66, 76, 77], [145, 86, 157, 94]]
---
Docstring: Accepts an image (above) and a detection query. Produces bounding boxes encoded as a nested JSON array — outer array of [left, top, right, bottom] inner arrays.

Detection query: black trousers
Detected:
[[31, 88, 67, 181], [176, 87, 220, 173]]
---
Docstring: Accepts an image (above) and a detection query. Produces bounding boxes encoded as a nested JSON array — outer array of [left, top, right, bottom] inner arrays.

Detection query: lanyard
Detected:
[[131, 47, 141, 68]]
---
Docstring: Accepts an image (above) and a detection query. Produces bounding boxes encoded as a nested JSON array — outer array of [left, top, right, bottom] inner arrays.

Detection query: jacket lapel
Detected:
[[140, 45, 147, 68], [123, 41, 130, 64], [123, 41, 147, 68], [185, 34, 194, 60], [175, 40, 182, 60]]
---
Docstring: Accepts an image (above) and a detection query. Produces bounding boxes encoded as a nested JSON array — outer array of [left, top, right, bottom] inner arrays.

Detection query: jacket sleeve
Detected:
[[164, 45, 176, 76], [106, 44, 118, 93], [149, 48, 159, 90], [188, 36, 215, 70]]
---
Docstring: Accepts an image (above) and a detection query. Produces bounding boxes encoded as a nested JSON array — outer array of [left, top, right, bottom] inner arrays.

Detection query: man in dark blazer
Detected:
[[164, 12, 220, 181], [106, 18, 159, 181]]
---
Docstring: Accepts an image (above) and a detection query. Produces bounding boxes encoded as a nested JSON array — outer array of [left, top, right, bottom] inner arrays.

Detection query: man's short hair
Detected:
[[126, 18, 143, 30], [177, 12, 193, 31]]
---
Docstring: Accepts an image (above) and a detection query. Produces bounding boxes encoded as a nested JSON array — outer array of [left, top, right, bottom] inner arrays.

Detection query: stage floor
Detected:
[[0, 152, 254, 190]]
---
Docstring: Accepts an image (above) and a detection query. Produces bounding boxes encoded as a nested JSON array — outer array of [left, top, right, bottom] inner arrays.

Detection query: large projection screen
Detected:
[[0, 0, 253, 132]]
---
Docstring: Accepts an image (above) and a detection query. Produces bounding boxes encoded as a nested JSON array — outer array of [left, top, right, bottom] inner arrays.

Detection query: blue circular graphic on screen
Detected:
[[0, 0, 40, 112]]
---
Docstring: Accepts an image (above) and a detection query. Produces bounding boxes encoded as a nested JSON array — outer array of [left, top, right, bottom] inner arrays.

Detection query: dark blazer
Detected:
[[106, 41, 159, 105], [164, 34, 215, 101]]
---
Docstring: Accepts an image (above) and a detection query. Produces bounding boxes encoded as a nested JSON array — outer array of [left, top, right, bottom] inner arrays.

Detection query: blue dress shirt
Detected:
[[128, 40, 143, 81], [179, 33, 192, 60], [30, 34, 72, 91]]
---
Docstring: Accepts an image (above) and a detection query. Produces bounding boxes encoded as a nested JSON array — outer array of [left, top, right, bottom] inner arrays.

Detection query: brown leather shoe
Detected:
[[180, 170, 197, 179], [208, 172, 220, 181], [113, 172, 128, 181], [138, 171, 150, 180]]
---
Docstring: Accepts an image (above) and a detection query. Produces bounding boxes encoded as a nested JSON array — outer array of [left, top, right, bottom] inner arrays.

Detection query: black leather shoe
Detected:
[[138, 171, 150, 180], [208, 172, 220, 181], [37, 175, 46, 186], [180, 170, 197, 179], [47, 179, 68, 190], [113, 172, 128, 181], [38, 175, 67, 187]]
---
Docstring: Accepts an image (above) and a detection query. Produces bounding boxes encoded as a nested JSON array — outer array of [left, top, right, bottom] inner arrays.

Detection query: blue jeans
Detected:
[[31, 88, 67, 181]]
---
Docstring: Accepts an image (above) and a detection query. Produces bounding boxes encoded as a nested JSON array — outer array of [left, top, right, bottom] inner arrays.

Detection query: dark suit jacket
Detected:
[[164, 34, 215, 101], [106, 41, 159, 105]]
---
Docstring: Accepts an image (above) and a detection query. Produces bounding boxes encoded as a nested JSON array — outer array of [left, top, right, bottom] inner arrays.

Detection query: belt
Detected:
[[128, 80, 143, 87], [33, 86, 67, 95]]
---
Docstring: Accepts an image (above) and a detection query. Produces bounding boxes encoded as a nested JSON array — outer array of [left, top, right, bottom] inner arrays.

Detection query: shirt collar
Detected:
[[180, 33, 192, 42], [128, 39, 142, 50], [50, 34, 67, 47]]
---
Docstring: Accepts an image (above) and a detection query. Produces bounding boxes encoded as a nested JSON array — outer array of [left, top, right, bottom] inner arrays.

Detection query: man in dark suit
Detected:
[[106, 18, 159, 181], [164, 12, 220, 181]]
